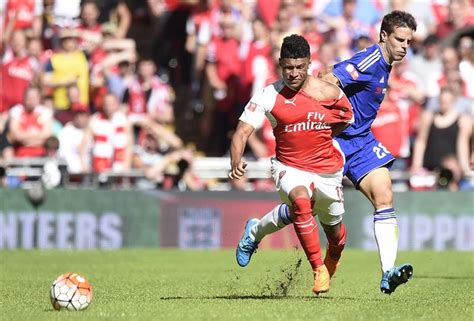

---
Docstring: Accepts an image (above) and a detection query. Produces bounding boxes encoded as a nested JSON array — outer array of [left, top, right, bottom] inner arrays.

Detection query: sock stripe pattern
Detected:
[[278, 203, 292, 225], [374, 207, 396, 222]]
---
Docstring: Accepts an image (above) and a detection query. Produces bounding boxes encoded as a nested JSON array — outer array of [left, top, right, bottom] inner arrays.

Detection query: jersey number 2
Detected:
[[373, 143, 390, 159]]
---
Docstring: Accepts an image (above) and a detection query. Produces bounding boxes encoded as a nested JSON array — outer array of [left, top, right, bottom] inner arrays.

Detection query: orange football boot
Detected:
[[324, 246, 340, 278], [312, 264, 330, 295]]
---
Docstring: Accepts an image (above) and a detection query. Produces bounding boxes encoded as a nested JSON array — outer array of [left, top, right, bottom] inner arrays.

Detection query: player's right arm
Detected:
[[229, 87, 270, 180], [229, 121, 254, 180]]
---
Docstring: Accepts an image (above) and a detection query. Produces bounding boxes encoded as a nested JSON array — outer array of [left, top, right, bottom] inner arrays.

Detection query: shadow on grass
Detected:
[[415, 275, 474, 280], [159, 294, 384, 302], [160, 294, 327, 300]]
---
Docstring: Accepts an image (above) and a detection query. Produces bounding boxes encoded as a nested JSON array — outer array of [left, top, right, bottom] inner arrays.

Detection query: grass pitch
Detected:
[[0, 249, 473, 321]]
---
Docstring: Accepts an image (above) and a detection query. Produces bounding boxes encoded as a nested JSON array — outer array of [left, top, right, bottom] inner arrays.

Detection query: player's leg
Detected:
[[313, 169, 346, 278], [236, 202, 292, 267], [253, 203, 292, 241], [358, 167, 413, 294], [236, 159, 294, 267], [288, 185, 329, 294], [359, 167, 397, 272], [321, 222, 346, 278]]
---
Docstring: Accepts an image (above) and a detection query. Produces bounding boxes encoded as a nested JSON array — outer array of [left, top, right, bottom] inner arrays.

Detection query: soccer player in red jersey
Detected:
[[229, 35, 353, 295]]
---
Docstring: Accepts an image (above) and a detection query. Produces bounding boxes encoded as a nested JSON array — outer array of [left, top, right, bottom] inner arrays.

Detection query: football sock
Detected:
[[373, 207, 398, 272], [325, 223, 347, 260], [252, 203, 292, 242], [292, 197, 323, 270]]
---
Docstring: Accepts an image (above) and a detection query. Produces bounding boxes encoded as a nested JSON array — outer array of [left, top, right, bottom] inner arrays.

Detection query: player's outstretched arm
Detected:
[[229, 121, 254, 180]]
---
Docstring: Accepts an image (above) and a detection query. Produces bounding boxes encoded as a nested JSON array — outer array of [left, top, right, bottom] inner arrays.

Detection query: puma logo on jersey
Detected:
[[284, 98, 296, 106], [379, 77, 384, 83]]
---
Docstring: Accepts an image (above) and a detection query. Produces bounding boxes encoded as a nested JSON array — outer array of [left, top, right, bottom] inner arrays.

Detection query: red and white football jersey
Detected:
[[240, 80, 353, 173]]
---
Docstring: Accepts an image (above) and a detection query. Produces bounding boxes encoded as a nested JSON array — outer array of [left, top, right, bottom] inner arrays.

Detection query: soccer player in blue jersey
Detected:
[[235, 10, 417, 294]]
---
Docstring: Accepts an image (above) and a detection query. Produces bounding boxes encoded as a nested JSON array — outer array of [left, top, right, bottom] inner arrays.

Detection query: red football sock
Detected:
[[326, 223, 347, 260], [292, 197, 323, 270]]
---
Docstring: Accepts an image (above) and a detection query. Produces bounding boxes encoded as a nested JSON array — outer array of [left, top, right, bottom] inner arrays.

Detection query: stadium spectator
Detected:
[[42, 28, 89, 125], [300, 9, 323, 76], [8, 86, 53, 158], [133, 121, 203, 191], [41, 135, 64, 188], [436, 0, 474, 38], [458, 36, 474, 99], [411, 86, 472, 191], [426, 47, 471, 114], [122, 58, 174, 126], [386, 0, 436, 41], [80, 93, 133, 174], [95, 0, 131, 39], [322, 0, 382, 28], [1, 0, 43, 40], [185, 0, 213, 89], [58, 109, 90, 174], [205, 14, 243, 155], [1, 29, 40, 112], [51, 0, 81, 29], [408, 34, 442, 94], [322, 0, 373, 59], [310, 42, 337, 77], [0, 112, 14, 161], [90, 25, 137, 109], [77, 0, 103, 54], [242, 19, 274, 98]]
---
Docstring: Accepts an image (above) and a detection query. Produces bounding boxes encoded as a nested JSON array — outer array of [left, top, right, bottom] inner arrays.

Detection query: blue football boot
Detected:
[[380, 263, 414, 294], [236, 219, 260, 267]]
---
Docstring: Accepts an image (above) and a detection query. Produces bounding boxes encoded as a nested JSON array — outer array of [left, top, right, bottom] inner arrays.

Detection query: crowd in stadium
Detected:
[[0, 0, 473, 191]]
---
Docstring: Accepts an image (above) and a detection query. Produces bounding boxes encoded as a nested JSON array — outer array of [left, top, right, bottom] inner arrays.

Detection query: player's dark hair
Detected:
[[280, 34, 310, 59], [379, 10, 417, 41]]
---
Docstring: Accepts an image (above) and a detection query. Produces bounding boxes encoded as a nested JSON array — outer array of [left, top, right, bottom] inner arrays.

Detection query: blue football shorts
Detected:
[[335, 132, 395, 188]]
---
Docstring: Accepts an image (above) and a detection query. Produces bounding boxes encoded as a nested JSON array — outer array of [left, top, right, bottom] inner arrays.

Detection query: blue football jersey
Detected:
[[333, 44, 391, 138]]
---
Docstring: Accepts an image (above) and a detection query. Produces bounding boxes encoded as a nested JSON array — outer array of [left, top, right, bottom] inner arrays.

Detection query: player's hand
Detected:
[[228, 161, 247, 180]]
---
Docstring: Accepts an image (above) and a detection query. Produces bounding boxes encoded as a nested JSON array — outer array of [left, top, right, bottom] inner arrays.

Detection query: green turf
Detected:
[[0, 249, 473, 321]]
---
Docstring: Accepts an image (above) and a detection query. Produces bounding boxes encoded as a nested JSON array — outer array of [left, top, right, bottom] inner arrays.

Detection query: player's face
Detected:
[[279, 57, 310, 91], [381, 26, 413, 63]]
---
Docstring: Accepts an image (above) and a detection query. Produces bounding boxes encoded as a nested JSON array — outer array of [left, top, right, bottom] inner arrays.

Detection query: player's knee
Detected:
[[372, 184, 393, 208], [318, 210, 343, 226]]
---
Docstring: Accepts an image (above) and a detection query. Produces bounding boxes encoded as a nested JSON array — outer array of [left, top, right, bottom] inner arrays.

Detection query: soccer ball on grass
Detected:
[[50, 272, 92, 311]]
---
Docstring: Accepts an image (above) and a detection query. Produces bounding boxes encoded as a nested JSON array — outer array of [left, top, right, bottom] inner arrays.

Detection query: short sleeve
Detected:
[[332, 48, 378, 88], [239, 88, 271, 130]]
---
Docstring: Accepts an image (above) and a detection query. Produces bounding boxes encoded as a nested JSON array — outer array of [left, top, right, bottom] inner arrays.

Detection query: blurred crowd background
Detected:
[[0, 0, 473, 192]]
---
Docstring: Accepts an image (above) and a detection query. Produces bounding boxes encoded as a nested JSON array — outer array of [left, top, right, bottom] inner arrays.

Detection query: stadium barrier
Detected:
[[0, 188, 160, 249], [0, 189, 472, 251], [2, 157, 424, 191]]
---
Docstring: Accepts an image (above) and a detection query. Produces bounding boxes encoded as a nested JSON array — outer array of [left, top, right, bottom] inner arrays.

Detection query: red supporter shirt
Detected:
[[207, 36, 241, 81], [240, 80, 353, 173], [4, 0, 36, 30], [9, 104, 52, 157], [1, 50, 38, 112]]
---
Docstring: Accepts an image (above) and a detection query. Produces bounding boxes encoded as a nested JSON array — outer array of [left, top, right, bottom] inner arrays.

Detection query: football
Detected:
[[50, 272, 93, 311]]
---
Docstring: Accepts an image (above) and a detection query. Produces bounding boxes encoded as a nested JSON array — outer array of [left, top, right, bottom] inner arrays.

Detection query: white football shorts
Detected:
[[270, 158, 345, 226]]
